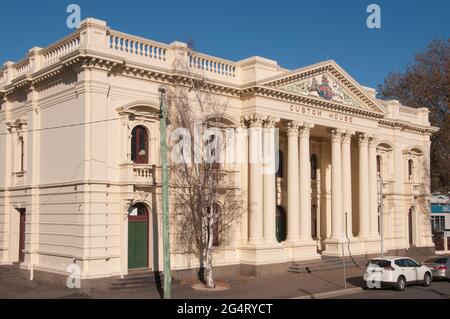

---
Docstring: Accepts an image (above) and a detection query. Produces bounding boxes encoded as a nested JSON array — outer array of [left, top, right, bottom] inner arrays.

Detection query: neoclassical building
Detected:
[[0, 18, 438, 286]]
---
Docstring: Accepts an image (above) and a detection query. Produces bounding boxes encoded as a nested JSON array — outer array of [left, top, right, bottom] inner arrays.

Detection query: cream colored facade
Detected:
[[0, 18, 438, 281]]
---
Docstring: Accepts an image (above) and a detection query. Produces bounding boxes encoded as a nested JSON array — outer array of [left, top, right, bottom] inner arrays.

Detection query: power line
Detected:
[[0, 117, 122, 136]]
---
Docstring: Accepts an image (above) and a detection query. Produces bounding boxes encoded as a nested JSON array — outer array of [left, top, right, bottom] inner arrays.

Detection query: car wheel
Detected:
[[396, 276, 406, 291], [423, 273, 432, 287]]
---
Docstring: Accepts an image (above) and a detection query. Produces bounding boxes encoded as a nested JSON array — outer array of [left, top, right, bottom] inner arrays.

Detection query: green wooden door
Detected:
[[128, 221, 148, 269]]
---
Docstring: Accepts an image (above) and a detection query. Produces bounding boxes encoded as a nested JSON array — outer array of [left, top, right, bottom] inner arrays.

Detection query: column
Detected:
[[286, 121, 301, 242], [263, 116, 280, 244], [358, 133, 370, 238], [369, 136, 380, 238], [246, 114, 264, 244], [330, 129, 344, 240], [341, 130, 354, 239], [237, 119, 249, 244], [299, 123, 314, 242]]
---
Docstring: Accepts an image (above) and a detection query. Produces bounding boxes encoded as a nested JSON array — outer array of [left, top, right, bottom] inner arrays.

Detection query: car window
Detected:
[[394, 259, 406, 267], [368, 260, 391, 268], [405, 259, 419, 267], [425, 257, 447, 264]]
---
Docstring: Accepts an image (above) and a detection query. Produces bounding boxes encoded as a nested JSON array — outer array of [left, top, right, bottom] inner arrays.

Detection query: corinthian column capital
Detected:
[[369, 135, 380, 147], [357, 133, 371, 146], [286, 120, 302, 136], [243, 113, 265, 128], [341, 130, 354, 144], [299, 122, 315, 138], [330, 128, 344, 143], [263, 116, 280, 129]]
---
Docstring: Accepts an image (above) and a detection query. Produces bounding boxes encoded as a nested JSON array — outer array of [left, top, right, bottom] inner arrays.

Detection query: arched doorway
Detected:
[[128, 203, 150, 269], [408, 207, 414, 247], [131, 126, 149, 164], [276, 206, 287, 243]]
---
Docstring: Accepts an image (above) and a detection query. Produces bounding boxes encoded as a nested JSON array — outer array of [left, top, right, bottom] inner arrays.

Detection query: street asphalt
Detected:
[[334, 279, 450, 299]]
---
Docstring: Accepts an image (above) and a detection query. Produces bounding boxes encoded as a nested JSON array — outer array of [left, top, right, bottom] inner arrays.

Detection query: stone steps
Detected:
[[111, 270, 178, 291], [288, 256, 368, 274]]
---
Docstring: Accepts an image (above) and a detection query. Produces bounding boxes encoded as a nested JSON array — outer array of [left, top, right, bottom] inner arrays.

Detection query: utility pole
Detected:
[[159, 87, 172, 299], [378, 173, 384, 258]]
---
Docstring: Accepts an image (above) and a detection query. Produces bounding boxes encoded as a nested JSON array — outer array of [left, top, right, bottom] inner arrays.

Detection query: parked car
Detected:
[[423, 256, 450, 280], [363, 257, 432, 291]]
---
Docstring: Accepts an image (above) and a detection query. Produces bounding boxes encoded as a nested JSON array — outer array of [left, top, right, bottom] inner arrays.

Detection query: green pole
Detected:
[[159, 87, 171, 299]]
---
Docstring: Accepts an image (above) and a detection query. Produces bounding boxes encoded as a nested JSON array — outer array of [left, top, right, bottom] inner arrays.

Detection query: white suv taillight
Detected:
[[384, 266, 395, 271], [437, 265, 448, 270]]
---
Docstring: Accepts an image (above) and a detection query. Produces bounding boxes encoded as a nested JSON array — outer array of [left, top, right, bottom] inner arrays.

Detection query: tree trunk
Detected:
[[205, 248, 214, 288]]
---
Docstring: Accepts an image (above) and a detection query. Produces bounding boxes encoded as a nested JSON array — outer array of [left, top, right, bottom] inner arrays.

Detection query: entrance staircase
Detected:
[[288, 256, 369, 274], [111, 269, 176, 291]]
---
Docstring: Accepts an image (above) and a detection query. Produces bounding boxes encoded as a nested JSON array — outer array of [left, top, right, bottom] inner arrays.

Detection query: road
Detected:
[[335, 280, 450, 299]]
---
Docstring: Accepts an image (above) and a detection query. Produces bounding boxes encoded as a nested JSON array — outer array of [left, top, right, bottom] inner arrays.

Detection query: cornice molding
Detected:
[[0, 51, 438, 136], [379, 119, 439, 135]]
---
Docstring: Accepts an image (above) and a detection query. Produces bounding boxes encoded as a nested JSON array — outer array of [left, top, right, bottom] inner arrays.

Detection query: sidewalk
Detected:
[[3, 254, 437, 299], [91, 266, 367, 299], [0, 265, 366, 299]]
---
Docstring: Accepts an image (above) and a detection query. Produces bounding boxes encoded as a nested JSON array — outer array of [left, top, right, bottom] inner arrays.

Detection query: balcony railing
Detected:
[[0, 18, 242, 90], [120, 163, 154, 186]]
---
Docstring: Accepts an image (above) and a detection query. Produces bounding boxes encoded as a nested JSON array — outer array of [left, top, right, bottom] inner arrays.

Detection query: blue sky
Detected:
[[0, 0, 448, 88]]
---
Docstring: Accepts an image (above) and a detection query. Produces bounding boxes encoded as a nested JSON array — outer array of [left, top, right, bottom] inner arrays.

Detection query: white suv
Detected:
[[363, 257, 432, 291]]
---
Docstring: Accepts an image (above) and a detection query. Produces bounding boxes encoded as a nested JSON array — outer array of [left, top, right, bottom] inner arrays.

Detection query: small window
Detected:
[[408, 159, 414, 180], [310, 154, 318, 180], [131, 126, 149, 164], [376, 155, 382, 177], [20, 137, 24, 172]]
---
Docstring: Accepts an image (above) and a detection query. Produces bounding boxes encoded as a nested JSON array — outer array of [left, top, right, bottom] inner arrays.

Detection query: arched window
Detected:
[[311, 205, 318, 239], [310, 154, 318, 180], [408, 159, 414, 180], [131, 126, 149, 164], [376, 155, 382, 178], [276, 150, 284, 177], [276, 206, 287, 243], [128, 203, 149, 218]]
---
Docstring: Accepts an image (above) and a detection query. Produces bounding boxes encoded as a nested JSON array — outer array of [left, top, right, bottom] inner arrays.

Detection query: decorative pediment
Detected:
[[262, 60, 386, 115]]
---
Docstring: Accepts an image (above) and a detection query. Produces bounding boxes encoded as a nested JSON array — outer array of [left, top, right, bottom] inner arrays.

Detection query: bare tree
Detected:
[[165, 47, 243, 288], [378, 38, 450, 192]]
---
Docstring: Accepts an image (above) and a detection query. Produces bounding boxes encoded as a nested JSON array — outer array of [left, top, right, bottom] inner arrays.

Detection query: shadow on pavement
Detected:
[[346, 276, 366, 288]]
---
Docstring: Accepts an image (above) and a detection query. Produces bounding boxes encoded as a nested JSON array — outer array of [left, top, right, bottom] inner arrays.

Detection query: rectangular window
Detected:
[[431, 216, 446, 232]]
